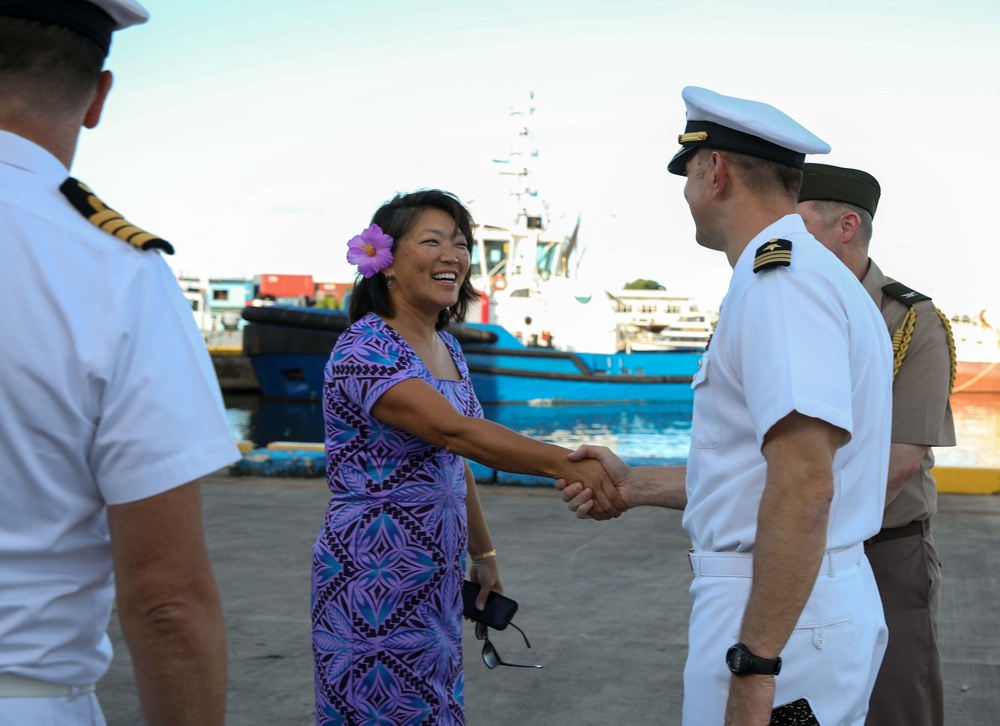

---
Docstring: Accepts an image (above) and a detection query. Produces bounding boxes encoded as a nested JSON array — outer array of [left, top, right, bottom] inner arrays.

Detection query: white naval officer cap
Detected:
[[667, 86, 831, 176], [0, 0, 149, 55]]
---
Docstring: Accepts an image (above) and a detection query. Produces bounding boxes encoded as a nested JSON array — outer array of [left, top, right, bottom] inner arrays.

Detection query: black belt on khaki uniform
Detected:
[[864, 519, 930, 546]]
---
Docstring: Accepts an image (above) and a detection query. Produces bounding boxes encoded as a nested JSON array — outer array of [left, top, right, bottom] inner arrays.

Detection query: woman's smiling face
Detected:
[[385, 207, 471, 317]]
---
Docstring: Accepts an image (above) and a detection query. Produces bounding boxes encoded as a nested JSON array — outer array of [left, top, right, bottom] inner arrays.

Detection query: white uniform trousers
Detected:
[[0, 692, 106, 725], [682, 547, 888, 725]]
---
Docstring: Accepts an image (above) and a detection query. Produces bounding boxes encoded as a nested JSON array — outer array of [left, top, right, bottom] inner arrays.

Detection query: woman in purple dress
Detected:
[[313, 190, 623, 725]]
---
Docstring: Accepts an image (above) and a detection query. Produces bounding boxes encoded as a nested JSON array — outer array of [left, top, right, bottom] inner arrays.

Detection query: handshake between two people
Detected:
[[555, 446, 686, 519], [556, 445, 635, 521]]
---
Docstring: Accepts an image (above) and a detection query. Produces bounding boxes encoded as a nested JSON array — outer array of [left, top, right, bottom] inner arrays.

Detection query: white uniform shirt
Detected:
[[682, 214, 891, 553], [0, 130, 240, 686]]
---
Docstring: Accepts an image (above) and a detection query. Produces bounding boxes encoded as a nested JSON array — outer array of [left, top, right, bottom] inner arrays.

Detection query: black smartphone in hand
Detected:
[[462, 580, 518, 631], [770, 697, 820, 725]]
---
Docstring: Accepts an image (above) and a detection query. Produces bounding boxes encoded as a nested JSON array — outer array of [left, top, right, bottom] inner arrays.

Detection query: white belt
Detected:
[[688, 543, 863, 578], [0, 673, 96, 698]]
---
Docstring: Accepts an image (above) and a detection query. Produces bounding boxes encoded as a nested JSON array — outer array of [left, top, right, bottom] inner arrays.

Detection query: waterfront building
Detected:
[[208, 278, 254, 330], [609, 288, 709, 332]]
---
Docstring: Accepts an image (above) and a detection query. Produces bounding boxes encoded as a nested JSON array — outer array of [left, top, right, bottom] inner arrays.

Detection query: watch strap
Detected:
[[727, 642, 782, 676]]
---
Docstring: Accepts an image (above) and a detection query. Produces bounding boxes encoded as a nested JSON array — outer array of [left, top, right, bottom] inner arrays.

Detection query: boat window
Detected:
[[472, 239, 508, 278], [535, 241, 560, 279]]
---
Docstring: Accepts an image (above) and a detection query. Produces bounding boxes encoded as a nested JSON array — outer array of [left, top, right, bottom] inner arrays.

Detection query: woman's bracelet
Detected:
[[471, 549, 496, 563]]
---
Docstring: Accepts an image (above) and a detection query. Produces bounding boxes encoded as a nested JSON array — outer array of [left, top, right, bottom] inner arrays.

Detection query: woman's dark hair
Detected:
[[348, 189, 479, 330]]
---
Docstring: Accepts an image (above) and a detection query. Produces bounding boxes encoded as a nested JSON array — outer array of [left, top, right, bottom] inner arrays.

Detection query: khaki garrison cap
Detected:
[[668, 86, 831, 176], [0, 0, 149, 55], [799, 163, 881, 218]]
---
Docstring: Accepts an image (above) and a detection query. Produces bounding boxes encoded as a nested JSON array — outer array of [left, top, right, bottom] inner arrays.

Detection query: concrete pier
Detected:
[[96, 472, 1000, 725]]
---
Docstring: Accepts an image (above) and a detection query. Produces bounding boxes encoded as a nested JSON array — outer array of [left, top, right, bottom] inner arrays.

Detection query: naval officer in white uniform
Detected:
[[0, 2, 239, 724], [558, 87, 892, 725]]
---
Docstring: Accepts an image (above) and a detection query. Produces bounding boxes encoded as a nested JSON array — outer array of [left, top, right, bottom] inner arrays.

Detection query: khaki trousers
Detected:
[[865, 529, 943, 726]]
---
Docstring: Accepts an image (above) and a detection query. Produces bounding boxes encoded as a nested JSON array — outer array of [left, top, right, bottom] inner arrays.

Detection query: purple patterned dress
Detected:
[[313, 313, 483, 725]]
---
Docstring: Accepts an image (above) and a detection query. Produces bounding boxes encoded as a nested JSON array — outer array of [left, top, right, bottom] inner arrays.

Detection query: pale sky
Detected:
[[73, 0, 1000, 317]]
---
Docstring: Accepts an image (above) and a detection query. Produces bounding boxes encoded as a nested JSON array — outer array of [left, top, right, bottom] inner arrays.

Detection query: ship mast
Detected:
[[494, 92, 548, 284]]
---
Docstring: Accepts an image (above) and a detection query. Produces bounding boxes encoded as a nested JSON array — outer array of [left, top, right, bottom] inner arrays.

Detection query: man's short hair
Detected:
[[0, 17, 105, 117], [707, 148, 803, 200], [805, 198, 874, 244]]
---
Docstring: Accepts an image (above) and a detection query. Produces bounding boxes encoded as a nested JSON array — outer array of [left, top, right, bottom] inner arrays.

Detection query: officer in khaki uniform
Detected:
[[798, 163, 957, 726]]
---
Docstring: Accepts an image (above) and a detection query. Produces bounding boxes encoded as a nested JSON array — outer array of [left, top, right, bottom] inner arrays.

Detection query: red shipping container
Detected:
[[255, 274, 314, 299]]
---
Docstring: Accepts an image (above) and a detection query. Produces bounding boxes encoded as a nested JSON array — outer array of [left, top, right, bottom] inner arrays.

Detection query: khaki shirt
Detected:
[[862, 260, 956, 528]]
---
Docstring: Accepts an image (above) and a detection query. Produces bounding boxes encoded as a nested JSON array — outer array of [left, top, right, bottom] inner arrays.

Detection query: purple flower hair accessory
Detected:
[[347, 224, 394, 278]]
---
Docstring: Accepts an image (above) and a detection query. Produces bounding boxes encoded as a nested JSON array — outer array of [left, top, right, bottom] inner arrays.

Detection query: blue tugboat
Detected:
[[241, 304, 698, 404], [241, 95, 703, 404]]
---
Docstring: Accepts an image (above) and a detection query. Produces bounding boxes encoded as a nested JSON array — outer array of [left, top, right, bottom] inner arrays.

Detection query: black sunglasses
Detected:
[[474, 620, 543, 670]]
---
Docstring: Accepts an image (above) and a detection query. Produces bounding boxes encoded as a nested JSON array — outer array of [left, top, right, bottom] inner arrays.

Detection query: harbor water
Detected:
[[224, 392, 1000, 470]]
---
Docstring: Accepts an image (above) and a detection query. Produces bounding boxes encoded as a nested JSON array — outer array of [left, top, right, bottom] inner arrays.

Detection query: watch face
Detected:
[[726, 645, 746, 673]]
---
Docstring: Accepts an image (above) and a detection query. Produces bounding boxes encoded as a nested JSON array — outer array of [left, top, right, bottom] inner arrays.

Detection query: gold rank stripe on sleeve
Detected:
[[58, 177, 174, 255], [752, 238, 792, 273]]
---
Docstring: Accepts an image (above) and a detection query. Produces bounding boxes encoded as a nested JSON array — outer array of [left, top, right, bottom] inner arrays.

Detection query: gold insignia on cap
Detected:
[[59, 178, 174, 254], [678, 131, 709, 143], [753, 238, 792, 273]]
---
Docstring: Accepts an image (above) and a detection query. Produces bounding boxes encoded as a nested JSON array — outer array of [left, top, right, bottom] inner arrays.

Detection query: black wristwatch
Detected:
[[726, 642, 781, 676]]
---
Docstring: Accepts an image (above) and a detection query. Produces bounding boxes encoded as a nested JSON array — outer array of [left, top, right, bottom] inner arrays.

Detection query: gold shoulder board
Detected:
[[881, 281, 930, 307], [59, 177, 174, 255], [753, 238, 792, 274]]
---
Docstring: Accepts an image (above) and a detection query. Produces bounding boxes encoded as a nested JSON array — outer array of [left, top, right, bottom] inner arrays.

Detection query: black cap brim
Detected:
[[667, 146, 699, 176], [0, 0, 115, 54]]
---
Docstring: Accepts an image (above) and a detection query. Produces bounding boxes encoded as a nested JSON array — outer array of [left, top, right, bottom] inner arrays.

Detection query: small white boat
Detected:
[[627, 313, 714, 353]]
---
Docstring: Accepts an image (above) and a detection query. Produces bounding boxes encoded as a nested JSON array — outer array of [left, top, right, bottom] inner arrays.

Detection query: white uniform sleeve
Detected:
[[90, 255, 239, 505], [730, 271, 854, 447]]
